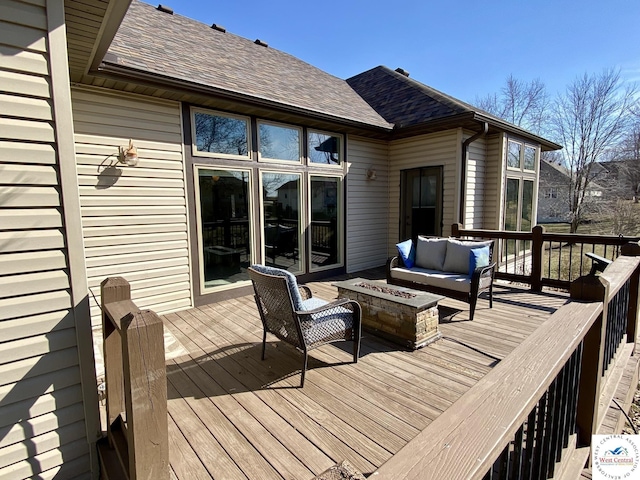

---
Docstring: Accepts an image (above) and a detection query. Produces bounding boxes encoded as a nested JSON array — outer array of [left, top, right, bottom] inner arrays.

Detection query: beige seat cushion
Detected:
[[389, 267, 471, 293]]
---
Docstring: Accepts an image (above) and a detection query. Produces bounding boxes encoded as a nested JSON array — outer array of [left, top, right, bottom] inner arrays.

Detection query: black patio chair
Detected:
[[248, 265, 362, 387]]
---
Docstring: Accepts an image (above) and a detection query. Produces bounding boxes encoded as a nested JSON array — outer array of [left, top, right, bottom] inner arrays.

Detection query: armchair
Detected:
[[248, 265, 361, 387]]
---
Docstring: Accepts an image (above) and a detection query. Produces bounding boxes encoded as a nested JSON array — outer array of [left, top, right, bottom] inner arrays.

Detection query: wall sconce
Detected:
[[118, 139, 139, 166], [365, 167, 377, 181]]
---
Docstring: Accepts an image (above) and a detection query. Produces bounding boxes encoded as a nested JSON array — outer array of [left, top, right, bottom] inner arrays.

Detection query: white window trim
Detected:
[[193, 165, 254, 293], [257, 120, 303, 164], [259, 169, 305, 274], [307, 129, 344, 169], [308, 173, 344, 273], [191, 107, 252, 160]]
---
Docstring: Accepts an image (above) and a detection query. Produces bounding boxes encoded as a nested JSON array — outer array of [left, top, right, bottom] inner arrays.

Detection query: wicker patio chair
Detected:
[[248, 265, 362, 387]]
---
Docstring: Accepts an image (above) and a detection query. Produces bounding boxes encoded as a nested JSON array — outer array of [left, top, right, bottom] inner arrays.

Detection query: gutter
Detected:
[[459, 122, 489, 225]]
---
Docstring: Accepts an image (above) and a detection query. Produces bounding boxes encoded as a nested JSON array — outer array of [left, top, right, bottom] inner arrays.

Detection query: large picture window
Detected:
[[192, 109, 250, 159], [310, 176, 342, 270], [261, 172, 302, 272], [196, 168, 252, 290]]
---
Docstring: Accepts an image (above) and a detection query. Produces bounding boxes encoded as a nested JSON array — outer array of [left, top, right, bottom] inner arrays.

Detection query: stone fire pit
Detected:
[[334, 278, 442, 349]]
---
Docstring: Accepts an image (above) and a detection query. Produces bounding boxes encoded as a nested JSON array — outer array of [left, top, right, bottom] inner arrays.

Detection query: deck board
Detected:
[[161, 275, 570, 479]]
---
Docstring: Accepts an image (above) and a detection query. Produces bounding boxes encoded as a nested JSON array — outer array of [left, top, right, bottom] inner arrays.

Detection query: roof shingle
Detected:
[[105, 1, 392, 129]]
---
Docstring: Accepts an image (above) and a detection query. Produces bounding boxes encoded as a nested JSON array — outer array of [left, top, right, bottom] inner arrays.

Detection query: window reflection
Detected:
[[198, 169, 251, 288], [308, 131, 341, 165], [262, 172, 301, 271], [507, 141, 521, 168], [259, 123, 300, 161], [194, 111, 249, 157], [311, 176, 341, 269]]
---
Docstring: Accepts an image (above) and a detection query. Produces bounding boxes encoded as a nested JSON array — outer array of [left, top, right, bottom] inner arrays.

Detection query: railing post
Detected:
[[451, 223, 461, 238], [570, 275, 609, 447], [621, 241, 640, 346], [531, 225, 545, 292], [122, 310, 169, 480], [101, 277, 129, 447]]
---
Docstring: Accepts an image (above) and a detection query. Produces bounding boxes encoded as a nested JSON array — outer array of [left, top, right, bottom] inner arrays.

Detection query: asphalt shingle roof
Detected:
[[105, 1, 392, 129], [347, 66, 476, 128]]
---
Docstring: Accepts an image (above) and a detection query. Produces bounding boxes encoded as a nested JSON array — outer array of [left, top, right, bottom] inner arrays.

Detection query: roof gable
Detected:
[[103, 1, 391, 129]]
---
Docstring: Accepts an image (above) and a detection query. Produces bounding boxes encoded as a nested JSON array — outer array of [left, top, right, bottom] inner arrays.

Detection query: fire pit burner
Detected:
[[354, 282, 417, 299]]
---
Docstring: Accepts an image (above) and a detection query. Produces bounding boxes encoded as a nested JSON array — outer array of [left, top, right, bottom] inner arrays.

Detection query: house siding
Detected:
[[484, 133, 504, 229], [0, 1, 98, 478], [71, 87, 192, 330], [464, 133, 487, 229], [345, 136, 390, 272], [388, 130, 460, 253]]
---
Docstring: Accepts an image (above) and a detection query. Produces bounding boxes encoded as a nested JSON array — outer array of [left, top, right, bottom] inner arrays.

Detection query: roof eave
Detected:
[[95, 61, 393, 133], [472, 113, 562, 151]]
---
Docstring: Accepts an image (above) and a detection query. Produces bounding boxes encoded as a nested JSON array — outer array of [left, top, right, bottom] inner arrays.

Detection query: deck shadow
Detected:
[[166, 339, 362, 399]]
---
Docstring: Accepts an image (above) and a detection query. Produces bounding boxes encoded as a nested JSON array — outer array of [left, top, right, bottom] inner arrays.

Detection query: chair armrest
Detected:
[[298, 284, 312, 300], [470, 262, 496, 284], [295, 298, 361, 317], [387, 256, 402, 269]]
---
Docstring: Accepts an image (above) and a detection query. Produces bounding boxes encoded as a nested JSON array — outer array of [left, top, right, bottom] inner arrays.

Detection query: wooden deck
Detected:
[[160, 271, 571, 479]]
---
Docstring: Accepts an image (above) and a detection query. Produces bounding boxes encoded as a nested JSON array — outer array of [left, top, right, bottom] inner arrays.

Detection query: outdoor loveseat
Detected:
[[386, 236, 496, 320]]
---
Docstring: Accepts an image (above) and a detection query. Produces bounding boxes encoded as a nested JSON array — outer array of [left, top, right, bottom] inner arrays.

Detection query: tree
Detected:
[[551, 69, 636, 233], [475, 75, 549, 135]]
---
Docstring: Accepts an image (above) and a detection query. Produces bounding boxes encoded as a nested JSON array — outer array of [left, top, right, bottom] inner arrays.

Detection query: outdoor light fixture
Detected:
[[366, 167, 377, 181], [118, 139, 139, 166]]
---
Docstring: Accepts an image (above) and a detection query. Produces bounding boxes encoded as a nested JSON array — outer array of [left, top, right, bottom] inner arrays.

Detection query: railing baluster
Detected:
[[523, 408, 537, 480], [532, 391, 548, 479], [512, 425, 525, 479]]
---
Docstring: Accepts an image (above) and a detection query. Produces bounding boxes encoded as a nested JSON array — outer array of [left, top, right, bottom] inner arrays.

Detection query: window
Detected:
[[310, 176, 342, 270], [261, 172, 302, 272], [507, 141, 521, 169], [308, 131, 342, 166], [258, 122, 301, 162], [195, 168, 252, 290], [507, 139, 538, 172], [192, 109, 250, 159]]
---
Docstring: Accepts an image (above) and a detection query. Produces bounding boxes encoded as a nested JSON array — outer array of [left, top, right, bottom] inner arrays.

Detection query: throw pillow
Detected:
[[468, 246, 490, 277], [415, 236, 448, 270], [396, 239, 416, 268]]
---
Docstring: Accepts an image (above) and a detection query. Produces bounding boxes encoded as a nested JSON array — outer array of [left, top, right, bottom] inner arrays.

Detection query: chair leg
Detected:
[[469, 296, 477, 321], [261, 330, 267, 360], [300, 352, 308, 387], [489, 284, 494, 309], [353, 330, 361, 363]]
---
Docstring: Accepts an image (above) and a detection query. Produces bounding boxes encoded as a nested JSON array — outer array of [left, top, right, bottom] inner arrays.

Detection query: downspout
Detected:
[[459, 122, 489, 226]]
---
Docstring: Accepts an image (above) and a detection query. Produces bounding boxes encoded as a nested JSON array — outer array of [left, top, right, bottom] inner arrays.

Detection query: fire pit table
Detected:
[[334, 278, 442, 349]]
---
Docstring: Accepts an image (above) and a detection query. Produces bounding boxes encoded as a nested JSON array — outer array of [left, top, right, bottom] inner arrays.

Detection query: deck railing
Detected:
[[100, 277, 169, 480], [452, 223, 640, 291], [375, 254, 640, 479]]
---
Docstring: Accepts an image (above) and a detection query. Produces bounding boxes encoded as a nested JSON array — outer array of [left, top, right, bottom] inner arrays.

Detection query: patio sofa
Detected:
[[386, 236, 496, 320]]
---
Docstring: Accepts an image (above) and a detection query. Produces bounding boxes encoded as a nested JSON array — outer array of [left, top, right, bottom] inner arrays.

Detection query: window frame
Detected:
[[257, 120, 303, 164], [259, 169, 305, 274], [308, 173, 344, 273], [193, 165, 254, 293], [191, 107, 252, 160], [307, 129, 344, 169]]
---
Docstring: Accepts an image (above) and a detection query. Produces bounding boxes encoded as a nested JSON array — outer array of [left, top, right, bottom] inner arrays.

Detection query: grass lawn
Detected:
[[540, 200, 640, 237]]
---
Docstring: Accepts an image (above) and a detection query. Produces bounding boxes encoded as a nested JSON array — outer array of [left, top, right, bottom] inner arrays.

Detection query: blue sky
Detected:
[[165, 0, 640, 104]]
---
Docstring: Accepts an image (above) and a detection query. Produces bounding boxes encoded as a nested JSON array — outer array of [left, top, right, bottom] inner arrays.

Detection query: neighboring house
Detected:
[[590, 159, 640, 201], [537, 159, 573, 223], [0, 1, 560, 478], [538, 159, 605, 224]]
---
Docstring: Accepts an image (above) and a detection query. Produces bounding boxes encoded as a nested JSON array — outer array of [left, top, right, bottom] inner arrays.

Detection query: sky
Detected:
[[158, 0, 640, 104]]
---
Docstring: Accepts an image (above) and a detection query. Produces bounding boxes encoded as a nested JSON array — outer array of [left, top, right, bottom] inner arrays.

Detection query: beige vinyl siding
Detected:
[[345, 136, 390, 272], [388, 130, 460, 253], [484, 133, 505, 229], [463, 133, 487, 229], [71, 87, 192, 329], [0, 1, 97, 479]]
